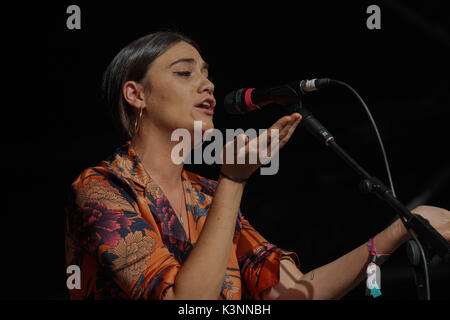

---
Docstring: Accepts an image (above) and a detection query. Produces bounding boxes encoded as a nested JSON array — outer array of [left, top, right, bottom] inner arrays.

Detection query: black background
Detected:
[[3, 0, 449, 300]]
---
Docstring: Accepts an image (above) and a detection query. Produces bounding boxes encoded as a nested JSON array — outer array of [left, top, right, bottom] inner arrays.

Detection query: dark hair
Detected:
[[102, 31, 201, 140]]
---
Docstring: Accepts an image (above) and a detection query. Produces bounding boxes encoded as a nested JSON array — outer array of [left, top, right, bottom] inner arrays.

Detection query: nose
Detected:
[[199, 75, 214, 95]]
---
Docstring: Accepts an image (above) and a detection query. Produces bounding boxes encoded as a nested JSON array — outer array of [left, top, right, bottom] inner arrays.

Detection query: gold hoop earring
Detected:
[[134, 108, 143, 135]]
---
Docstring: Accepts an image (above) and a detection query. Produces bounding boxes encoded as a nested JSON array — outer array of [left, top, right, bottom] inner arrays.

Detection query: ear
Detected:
[[123, 81, 146, 109]]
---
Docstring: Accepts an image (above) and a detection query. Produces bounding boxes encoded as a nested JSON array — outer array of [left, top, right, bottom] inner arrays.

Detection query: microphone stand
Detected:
[[406, 239, 431, 299], [286, 100, 450, 299]]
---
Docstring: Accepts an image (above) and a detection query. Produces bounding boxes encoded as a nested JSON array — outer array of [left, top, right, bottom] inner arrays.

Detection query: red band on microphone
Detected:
[[245, 88, 257, 110]]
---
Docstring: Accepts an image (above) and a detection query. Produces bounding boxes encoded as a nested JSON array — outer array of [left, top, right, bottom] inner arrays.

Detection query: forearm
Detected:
[[274, 219, 410, 300], [166, 175, 244, 300]]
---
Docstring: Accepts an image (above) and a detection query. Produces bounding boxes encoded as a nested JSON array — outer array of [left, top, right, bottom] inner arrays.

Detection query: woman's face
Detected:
[[143, 41, 216, 136]]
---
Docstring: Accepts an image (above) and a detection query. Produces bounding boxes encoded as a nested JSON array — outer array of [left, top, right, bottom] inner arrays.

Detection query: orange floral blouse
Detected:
[[65, 141, 299, 300]]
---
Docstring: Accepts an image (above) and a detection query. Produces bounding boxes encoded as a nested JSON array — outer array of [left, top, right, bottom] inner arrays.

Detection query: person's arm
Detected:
[[163, 175, 245, 300], [263, 205, 450, 300], [262, 218, 406, 300], [164, 113, 302, 300]]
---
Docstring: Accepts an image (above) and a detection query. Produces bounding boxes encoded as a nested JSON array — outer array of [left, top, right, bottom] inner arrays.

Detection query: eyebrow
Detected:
[[169, 58, 209, 71]]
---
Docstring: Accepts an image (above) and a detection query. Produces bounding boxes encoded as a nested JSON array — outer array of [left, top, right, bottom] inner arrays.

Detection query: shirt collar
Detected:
[[107, 140, 190, 195]]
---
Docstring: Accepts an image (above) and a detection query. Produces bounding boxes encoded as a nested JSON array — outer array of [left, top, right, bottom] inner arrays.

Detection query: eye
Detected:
[[174, 71, 191, 77]]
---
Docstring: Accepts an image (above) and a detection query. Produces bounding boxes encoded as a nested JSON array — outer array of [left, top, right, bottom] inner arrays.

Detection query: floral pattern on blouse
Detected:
[[65, 141, 299, 300]]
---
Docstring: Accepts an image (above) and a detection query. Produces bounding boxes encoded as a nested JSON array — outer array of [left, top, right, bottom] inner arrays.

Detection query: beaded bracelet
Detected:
[[219, 171, 249, 183], [366, 237, 390, 298]]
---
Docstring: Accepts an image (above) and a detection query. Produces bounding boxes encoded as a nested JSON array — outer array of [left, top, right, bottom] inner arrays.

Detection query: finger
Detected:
[[269, 115, 293, 131], [280, 116, 302, 147], [276, 115, 299, 143], [243, 134, 251, 164], [263, 118, 293, 157], [247, 134, 260, 165], [235, 133, 248, 164], [263, 113, 301, 160], [257, 129, 280, 164], [291, 112, 302, 122], [279, 113, 301, 132], [222, 133, 245, 165], [271, 115, 296, 139]]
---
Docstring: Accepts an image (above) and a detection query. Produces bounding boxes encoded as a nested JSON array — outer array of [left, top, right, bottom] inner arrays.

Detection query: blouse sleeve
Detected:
[[67, 169, 181, 299], [236, 213, 300, 300]]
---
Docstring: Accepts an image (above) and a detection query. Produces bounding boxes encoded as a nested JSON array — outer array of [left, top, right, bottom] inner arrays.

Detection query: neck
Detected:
[[132, 122, 188, 191]]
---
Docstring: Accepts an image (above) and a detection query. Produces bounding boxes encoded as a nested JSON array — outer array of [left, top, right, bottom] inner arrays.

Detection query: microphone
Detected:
[[224, 78, 331, 114]]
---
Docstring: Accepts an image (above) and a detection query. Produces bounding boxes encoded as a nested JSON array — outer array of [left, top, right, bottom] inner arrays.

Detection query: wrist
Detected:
[[219, 164, 254, 183], [217, 173, 247, 189], [392, 218, 412, 245], [372, 219, 409, 257], [219, 170, 249, 183]]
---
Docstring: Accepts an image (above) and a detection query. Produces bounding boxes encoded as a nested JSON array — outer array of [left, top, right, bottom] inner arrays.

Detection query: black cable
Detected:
[[330, 79, 431, 300]]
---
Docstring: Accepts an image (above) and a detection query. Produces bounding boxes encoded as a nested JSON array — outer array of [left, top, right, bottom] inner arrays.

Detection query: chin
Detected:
[[188, 116, 214, 134], [201, 119, 214, 132]]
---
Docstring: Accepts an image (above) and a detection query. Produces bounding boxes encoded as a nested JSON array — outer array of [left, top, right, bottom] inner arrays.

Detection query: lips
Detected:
[[195, 97, 216, 115]]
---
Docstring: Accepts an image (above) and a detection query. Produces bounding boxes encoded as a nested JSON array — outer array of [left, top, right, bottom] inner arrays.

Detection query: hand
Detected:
[[220, 112, 302, 180], [397, 205, 450, 242]]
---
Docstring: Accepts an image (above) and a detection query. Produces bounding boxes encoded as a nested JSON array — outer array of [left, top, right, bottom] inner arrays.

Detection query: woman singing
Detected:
[[65, 31, 450, 300]]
